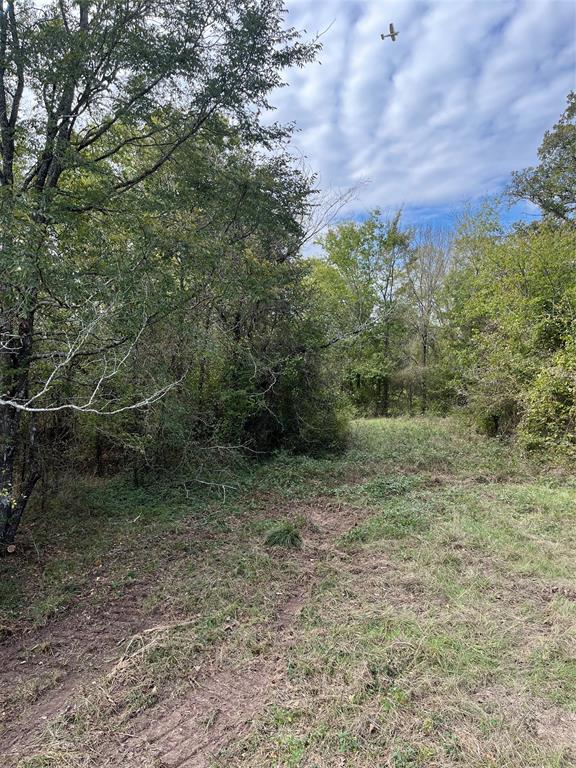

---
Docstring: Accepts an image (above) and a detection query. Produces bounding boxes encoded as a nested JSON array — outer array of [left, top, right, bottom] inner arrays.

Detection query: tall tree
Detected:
[[403, 227, 451, 413], [509, 91, 576, 224], [313, 211, 411, 416], [0, 0, 318, 552]]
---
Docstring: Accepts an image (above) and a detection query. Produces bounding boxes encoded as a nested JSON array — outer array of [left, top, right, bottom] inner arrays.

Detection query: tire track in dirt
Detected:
[[1, 589, 152, 764], [102, 500, 365, 768]]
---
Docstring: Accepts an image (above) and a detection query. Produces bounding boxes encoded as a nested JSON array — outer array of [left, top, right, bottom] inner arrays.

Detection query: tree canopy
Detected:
[[509, 91, 576, 224]]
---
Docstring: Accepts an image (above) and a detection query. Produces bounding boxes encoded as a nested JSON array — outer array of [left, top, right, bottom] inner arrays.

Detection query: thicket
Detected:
[[0, 0, 343, 553]]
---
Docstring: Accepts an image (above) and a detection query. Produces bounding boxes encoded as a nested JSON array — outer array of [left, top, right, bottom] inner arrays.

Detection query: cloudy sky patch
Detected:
[[272, 0, 576, 225]]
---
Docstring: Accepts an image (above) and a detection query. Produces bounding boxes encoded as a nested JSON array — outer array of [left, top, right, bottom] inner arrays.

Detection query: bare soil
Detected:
[[1, 499, 370, 767], [1, 582, 152, 762]]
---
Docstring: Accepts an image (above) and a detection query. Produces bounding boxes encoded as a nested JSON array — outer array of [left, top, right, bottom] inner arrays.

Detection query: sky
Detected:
[[269, 0, 576, 231]]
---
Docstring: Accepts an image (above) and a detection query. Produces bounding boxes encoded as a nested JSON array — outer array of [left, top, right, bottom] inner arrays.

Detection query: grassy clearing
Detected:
[[2, 416, 575, 767], [219, 419, 576, 768]]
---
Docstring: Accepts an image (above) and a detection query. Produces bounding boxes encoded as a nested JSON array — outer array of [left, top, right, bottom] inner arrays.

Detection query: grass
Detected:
[[264, 520, 303, 549], [2, 416, 575, 767]]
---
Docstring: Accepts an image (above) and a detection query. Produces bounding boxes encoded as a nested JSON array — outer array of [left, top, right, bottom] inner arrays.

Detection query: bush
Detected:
[[519, 344, 576, 458]]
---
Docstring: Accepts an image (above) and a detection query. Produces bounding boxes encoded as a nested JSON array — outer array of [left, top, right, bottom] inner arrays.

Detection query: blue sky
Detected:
[[270, 0, 576, 231]]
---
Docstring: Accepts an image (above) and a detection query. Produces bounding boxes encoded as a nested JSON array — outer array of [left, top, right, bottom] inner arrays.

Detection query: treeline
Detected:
[[314, 92, 575, 459], [0, 2, 573, 553]]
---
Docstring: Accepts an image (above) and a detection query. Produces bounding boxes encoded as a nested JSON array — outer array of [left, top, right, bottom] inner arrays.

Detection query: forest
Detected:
[[0, 2, 575, 767]]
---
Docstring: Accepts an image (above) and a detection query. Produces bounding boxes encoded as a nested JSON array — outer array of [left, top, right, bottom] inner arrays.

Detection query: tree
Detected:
[[403, 227, 451, 413], [0, 0, 318, 552], [312, 211, 411, 416], [509, 91, 576, 224], [445, 208, 576, 442]]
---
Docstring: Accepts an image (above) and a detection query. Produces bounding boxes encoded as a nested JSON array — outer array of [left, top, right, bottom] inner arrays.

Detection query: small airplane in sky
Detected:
[[381, 23, 399, 42]]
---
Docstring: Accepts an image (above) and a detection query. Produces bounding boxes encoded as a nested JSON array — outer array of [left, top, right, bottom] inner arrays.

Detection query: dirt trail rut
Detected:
[[1, 587, 151, 763], [2, 500, 367, 768], [103, 500, 363, 768]]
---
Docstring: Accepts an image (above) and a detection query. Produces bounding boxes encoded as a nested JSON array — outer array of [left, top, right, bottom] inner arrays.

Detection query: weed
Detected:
[[264, 521, 302, 549], [345, 474, 417, 500], [343, 498, 430, 542]]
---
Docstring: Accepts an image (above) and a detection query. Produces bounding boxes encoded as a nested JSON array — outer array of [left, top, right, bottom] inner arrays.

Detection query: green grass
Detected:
[[264, 520, 303, 549], [2, 416, 576, 768], [342, 496, 431, 541]]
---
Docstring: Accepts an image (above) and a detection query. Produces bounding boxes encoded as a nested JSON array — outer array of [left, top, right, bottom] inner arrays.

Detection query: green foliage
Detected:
[[312, 211, 416, 416], [519, 338, 576, 457], [509, 91, 576, 223], [264, 521, 302, 549], [445, 214, 576, 454], [0, 1, 347, 549]]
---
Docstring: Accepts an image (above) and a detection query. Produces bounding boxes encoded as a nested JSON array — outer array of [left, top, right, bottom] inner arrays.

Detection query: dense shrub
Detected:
[[519, 340, 576, 457]]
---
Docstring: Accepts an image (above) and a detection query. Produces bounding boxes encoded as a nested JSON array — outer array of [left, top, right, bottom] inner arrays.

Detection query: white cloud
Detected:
[[273, 0, 576, 221]]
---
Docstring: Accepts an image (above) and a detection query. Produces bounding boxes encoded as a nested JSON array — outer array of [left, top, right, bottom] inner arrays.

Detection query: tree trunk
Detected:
[[382, 318, 391, 417], [0, 405, 21, 552], [0, 312, 39, 553], [381, 376, 390, 417], [421, 330, 428, 414], [0, 408, 40, 553]]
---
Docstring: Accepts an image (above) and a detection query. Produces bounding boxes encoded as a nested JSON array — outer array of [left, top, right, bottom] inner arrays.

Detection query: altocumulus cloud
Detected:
[[271, 0, 576, 224]]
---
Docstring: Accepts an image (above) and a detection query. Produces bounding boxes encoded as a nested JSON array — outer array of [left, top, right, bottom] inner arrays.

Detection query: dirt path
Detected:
[[1, 584, 153, 763], [99, 501, 363, 768], [1, 500, 366, 768]]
